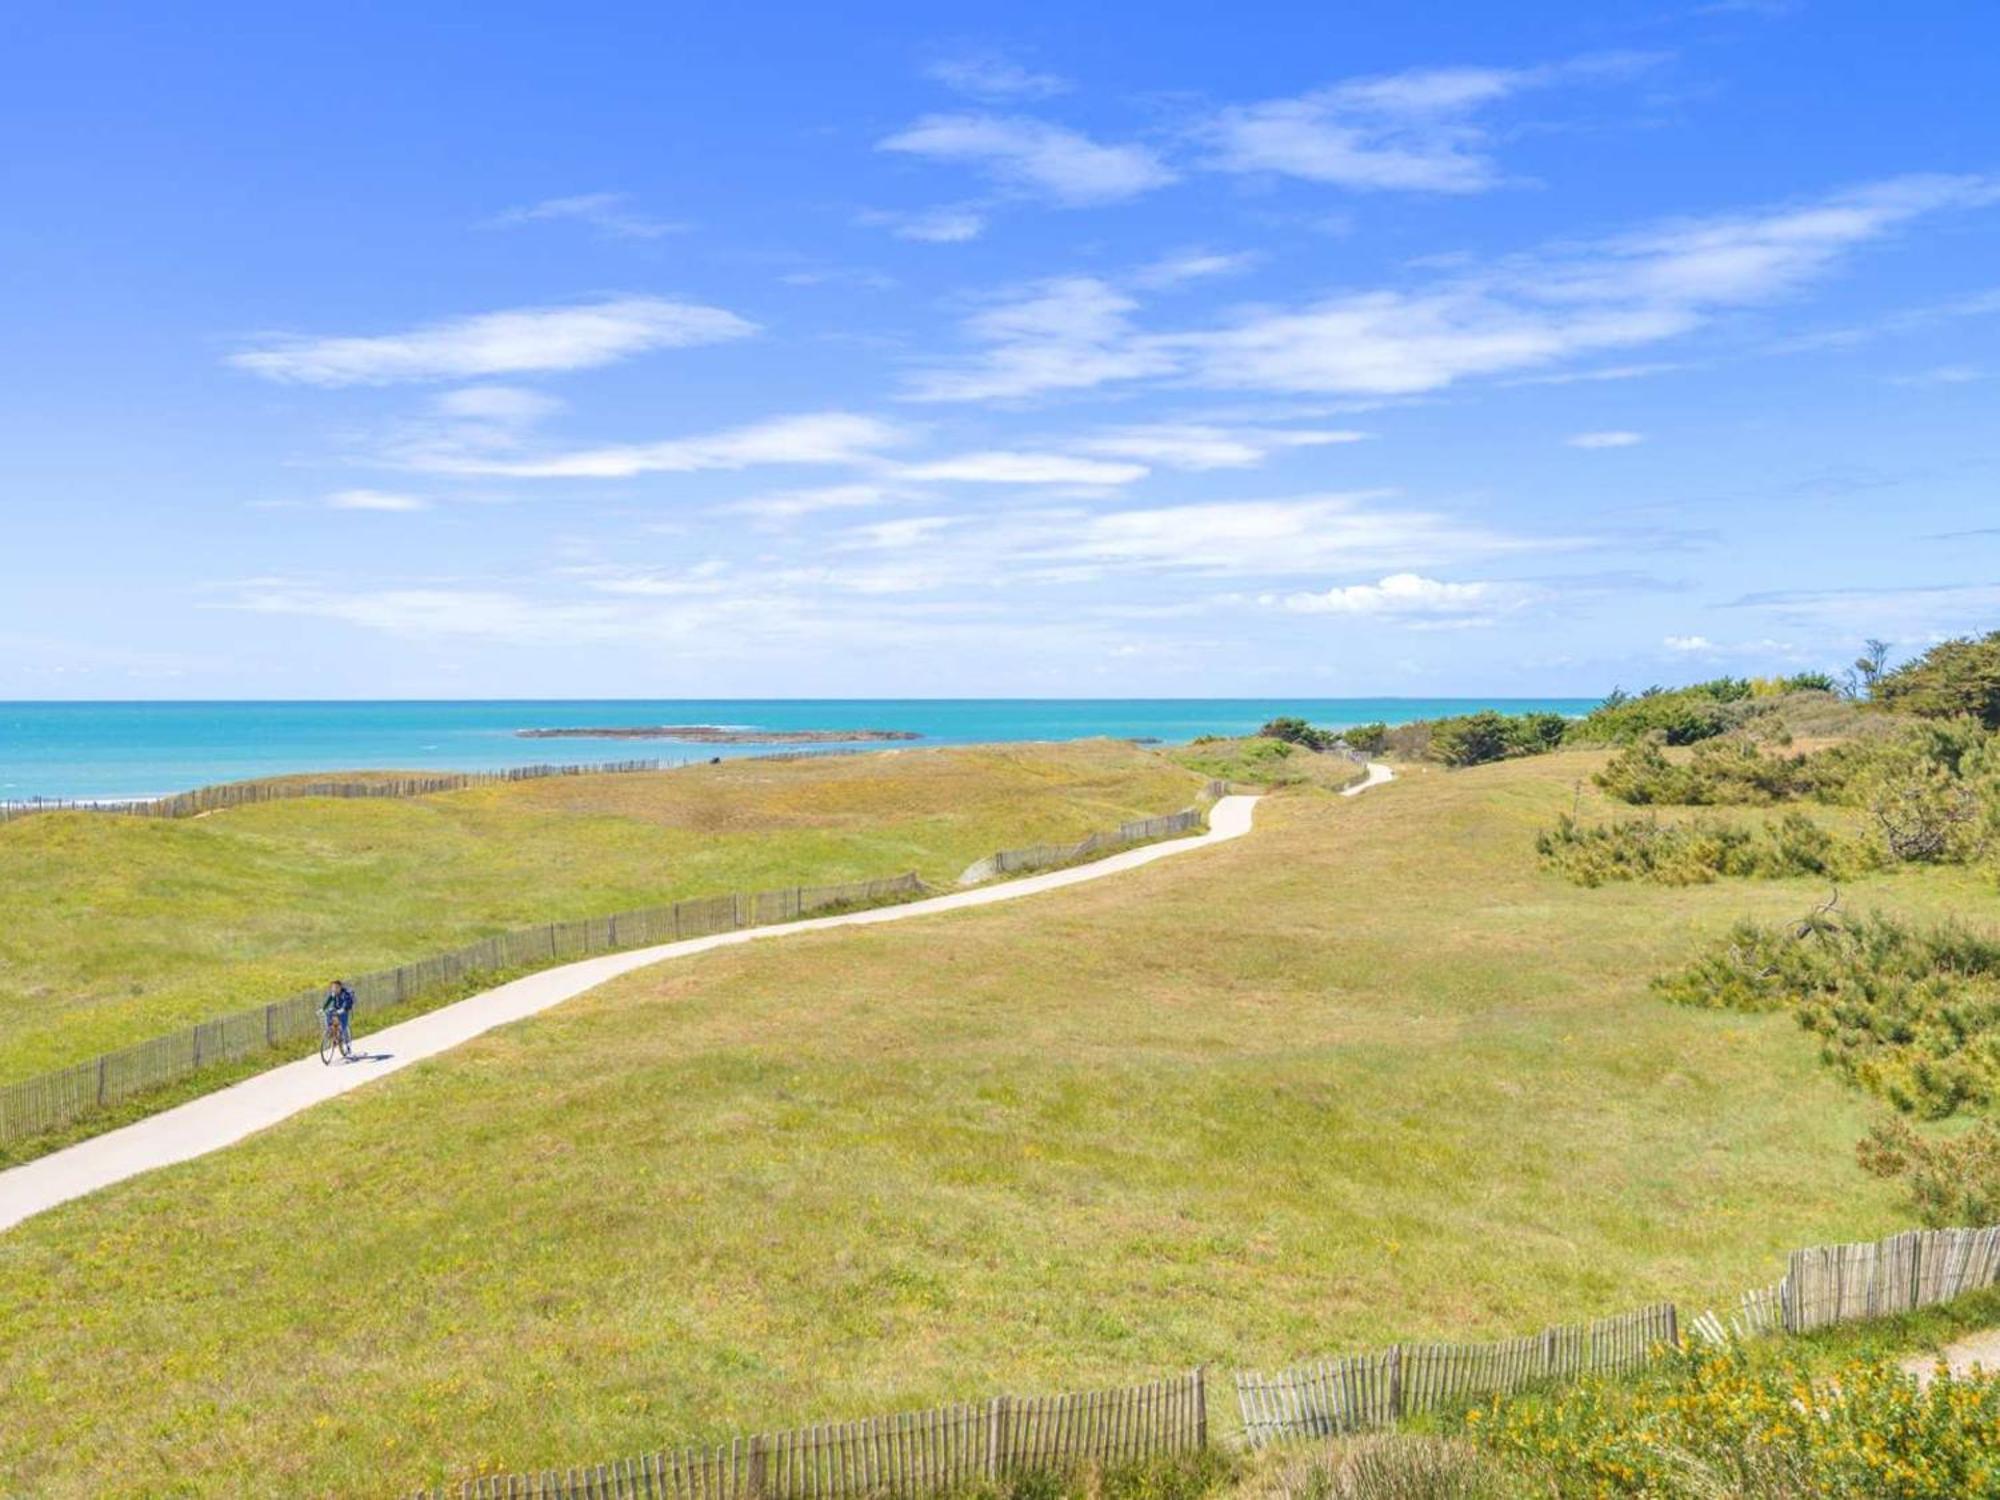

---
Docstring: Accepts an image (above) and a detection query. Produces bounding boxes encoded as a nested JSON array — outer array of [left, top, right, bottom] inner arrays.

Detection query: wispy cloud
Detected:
[[924, 53, 1070, 101], [1567, 430, 1645, 448], [1075, 423, 1366, 470], [1888, 364, 1984, 386], [404, 411, 903, 478], [486, 192, 684, 239], [856, 204, 989, 243], [1198, 53, 1661, 193], [879, 114, 1174, 206], [326, 488, 428, 512], [1031, 492, 1569, 578], [903, 276, 1172, 401], [909, 174, 1999, 403], [1131, 249, 1259, 290], [723, 483, 910, 523], [895, 451, 1147, 485], [232, 297, 754, 386]]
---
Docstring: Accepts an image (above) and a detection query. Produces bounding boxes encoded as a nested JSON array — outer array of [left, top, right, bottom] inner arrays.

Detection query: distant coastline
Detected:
[[0, 699, 1601, 802], [516, 725, 923, 744]]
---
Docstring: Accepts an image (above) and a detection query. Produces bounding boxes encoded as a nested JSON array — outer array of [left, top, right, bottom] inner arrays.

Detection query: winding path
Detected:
[[0, 770, 1393, 1234]]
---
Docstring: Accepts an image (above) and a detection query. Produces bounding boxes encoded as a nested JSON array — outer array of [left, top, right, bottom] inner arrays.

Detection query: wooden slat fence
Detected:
[[957, 807, 1205, 886], [0, 749, 893, 829], [1780, 1225, 2000, 1332], [0, 759, 671, 827], [0, 870, 923, 1146], [1233, 1304, 1675, 1447], [409, 1372, 1207, 1500]]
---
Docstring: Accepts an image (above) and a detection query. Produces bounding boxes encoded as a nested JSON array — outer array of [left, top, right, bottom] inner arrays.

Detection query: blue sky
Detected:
[[2, 0, 1997, 699]]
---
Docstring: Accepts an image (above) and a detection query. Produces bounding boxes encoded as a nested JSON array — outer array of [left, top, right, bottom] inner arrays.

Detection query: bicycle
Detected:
[[319, 1010, 354, 1065]]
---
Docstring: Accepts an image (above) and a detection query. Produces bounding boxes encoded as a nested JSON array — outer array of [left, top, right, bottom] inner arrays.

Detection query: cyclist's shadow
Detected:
[[339, 1049, 395, 1065]]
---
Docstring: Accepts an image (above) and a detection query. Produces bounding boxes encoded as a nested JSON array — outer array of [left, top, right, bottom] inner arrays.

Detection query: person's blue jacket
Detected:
[[323, 982, 355, 1018]]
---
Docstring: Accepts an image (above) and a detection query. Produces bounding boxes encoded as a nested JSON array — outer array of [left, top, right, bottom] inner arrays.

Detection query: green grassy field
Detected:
[[0, 741, 1198, 1083], [0, 749, 1975, 1497]]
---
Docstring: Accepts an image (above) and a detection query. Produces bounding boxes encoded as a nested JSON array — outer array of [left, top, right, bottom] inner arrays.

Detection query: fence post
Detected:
[[1195, 1367, 1208, 1449], [747, 1435, 767, 1500], [1541, 1327, 1556, 1378], [1387, 1345, 1403, 1424], [1664, 1303, 1679, 1350], [987, 1395, 1010, 1479], [96, 1055, 107, 1107]]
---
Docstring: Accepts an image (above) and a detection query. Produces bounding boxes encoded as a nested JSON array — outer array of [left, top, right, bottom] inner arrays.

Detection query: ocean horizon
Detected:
[[0, 697, 1600, 801]]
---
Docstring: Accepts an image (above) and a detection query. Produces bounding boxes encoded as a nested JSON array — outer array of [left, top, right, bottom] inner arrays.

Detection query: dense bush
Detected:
[[1595, 721, 2000, 867], [1393, 679, 1851, 768], [1594, 738, 1817, 806], [1876, 629, 2000, 728], [1259, 716, 1339, 752], [1340, 721, 1388, 753], [1654, 909, 2000, 1118], [1468, 1341, 2000, 1498], [1537, 811, 1871, 886], [1858, 1116, 2000, 1228], [1428, 709, 1568, 767], [1572, 689, 1735, 747]]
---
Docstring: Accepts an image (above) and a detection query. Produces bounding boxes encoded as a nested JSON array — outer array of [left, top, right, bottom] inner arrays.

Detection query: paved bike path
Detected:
[[1, 784, 1375, 1233]]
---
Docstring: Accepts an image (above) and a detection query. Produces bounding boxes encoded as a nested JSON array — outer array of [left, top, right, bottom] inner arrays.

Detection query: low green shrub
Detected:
[[1654, 909, 2000, 1118], [1594, 737, 1817, 806], [1595, 721, 2000, 869], [1536, 811, 1872, 887], [1260, 717, 1340, 752], [1858, 1116, 2000, 1228], [1466, 1340, 2000, 1498], [1340, 722, 1388, 753]]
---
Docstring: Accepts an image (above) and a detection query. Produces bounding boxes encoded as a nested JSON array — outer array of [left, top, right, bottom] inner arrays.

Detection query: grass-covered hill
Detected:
[[0, 750, 1963, 1498], [0, 740, 1198, 1082]]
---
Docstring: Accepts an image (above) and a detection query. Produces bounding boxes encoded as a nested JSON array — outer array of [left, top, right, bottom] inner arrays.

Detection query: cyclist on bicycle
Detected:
[[322, 979, 356, 1054]]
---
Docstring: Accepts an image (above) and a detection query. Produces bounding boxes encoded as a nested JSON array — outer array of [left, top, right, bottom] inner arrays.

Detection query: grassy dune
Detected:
[[0, 751, 1970, 1497], [0, 741, 1197, 1082]]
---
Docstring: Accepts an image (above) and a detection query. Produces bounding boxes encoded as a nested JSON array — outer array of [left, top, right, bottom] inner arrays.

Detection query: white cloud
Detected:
[[432, 386, 565, 423], [231, 296, 754, 386], [896, 451, 1148, 485], [910, 174, 1999, 403], [904, 276, 1173, 401], [1131, 250, 1259, 289], [1567, 430, 1645, 448], [1888, 364, 1985, 386], [840, 516, 958, 549], [723, 483, 907, 522], [1168, 291, 1691, 396], [1033, 492, 1567, 577], [858, 205, 989, 243], [1200, 55, 1658, 193], [487, 192, 683, 239], [326, 488, 428, 512], [406, 411, 904, 479], [879, 114, 1174, 206], [1664, 634, 1715, 651], [924, 54, 1070, 101], [1075, 424, 1366, 470], [1269, 572, 1541, 621]]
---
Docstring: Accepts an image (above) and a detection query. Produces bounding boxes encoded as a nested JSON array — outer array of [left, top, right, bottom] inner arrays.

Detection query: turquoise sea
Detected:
[[0, 699, 1598, 801]]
